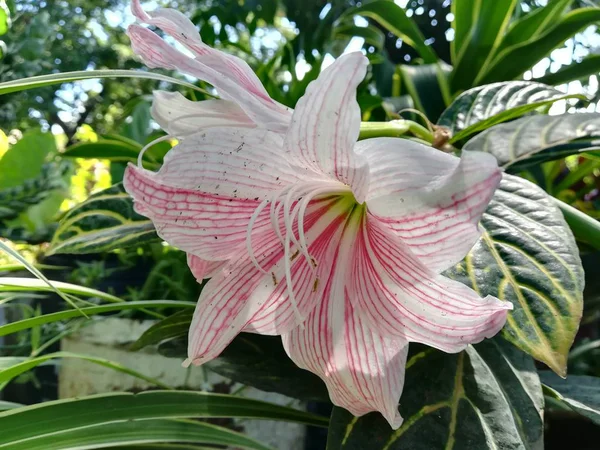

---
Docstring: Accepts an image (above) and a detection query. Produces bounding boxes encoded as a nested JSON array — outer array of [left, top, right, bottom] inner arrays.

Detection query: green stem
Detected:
[[358, 120, 434, 143], [554, 198, 600, 250]]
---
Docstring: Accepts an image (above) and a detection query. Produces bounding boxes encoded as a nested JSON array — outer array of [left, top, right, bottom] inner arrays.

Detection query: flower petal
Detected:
[[129, 1, 291, 131], [284, 52, 370, 201], [123, 164, 269, 260], [282, 272, 408, 429], [356, 138, 501, 272], [151, 91, 254, 137], [187, 254, 227, 281], [185, 196, 352, 364], [350, 214, 511, 353]]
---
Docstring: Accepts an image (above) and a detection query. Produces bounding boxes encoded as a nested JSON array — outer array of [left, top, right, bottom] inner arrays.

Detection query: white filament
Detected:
[[137, 134, 173, 168]]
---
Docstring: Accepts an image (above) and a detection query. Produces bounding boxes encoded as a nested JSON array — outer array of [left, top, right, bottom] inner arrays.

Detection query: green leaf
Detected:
[[0, 300, 194, 337], [479, 8, 600, 85], [0, 131, 56, 189], [327, 339, 543, 449], [0, 1, 9, 36], [445, 174, 584, 375], [130, 309, 193, 351], [501, 0, 573, 50], [537, 54, 600, 86], [0, 276, 123, 303], [0, 70, 209, 96], [438, 82, 583, 143], [0, 401, 21, 411], [555, 199, 600, 250], [462, 113, 600, 170], [0, 352, 171, 388], [0, 162, 68, 221], [399, 62, 452, 122], [332, 23, 385, 49], [339, 1, 438, 63], [61, 139, 153, 165], [0, 418, 273, 450], [48, 183, 159, 255], [159, 333, 329, 402], [541, 372, 600, 425], [450, 0, 519, 93], [0, 391, 328, 448]]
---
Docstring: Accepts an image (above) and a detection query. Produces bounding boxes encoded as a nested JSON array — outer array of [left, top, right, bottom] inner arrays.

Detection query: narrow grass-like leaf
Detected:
[[0, 352, 171, 388], [0, 300, 194, 337], [0, 277, 122, 303], [0, 70, 208, 95]]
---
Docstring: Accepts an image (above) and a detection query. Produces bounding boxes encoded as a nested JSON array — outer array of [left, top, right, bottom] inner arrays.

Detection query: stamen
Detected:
[[137, 134, 173, 168], [246, 197, 271, 273]]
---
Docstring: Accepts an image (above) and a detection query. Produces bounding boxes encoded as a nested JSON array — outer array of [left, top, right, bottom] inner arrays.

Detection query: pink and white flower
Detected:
[[124, 1, 512, 429]]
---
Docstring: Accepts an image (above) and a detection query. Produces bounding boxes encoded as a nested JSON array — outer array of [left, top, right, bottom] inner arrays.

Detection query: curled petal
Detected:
[[284, 52, 370, 201], [129, 1, 290, 130], [282, 266, 408, 429], [350, 215, 511, 353], [187, 254, 227, 281], [151, 91, 254, 137], [356, 138, 501, 272], [186, 197, 352, 364]]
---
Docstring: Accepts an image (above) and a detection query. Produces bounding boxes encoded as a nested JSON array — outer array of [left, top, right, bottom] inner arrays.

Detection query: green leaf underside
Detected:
[[445, 174, 584, 375], [130, 309, 193, 351], [540, 372, 600, 425], [158, 333, 329, 402], [327, 339, 543, 450], [0, 401, 21, 411], [463, 113, 600, 170], [0, 391, 327, 449], [0, 70, 207, 96], [48, 182, 159, 255], [438, 81, 582, 143]]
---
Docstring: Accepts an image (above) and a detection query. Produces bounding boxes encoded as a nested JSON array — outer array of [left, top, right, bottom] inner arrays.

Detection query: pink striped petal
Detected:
[[185, 197, 353, 364], [350, 214, 511, 353], [187, 254, 227, 281], [151, 91, 254, 137], [282, 270, 408, 429], [356, 138, 501, 272], [284, 52, 370, 202], [129, 1, 291, 131], [123, 164, 271, 260]]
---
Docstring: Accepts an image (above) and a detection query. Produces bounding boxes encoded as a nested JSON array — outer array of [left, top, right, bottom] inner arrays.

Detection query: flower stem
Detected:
[[359, 120, 434, 143]]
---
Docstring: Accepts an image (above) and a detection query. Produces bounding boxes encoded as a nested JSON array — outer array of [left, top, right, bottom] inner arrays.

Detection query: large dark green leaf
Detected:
[[541, 372, 600, 425], [327, 339, 543, 450], [537, 54, 600, 86], [445, 175, 584, 375], [159, 333, 329, 402], [463, 113, 600, 170], [399, 62, 452, 122], [48, 182, 159, 255], [479, 8, 600, 84], [438, 82, 583, 143], [450, 0, 519, 92], [339, 1, 438, 63]]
